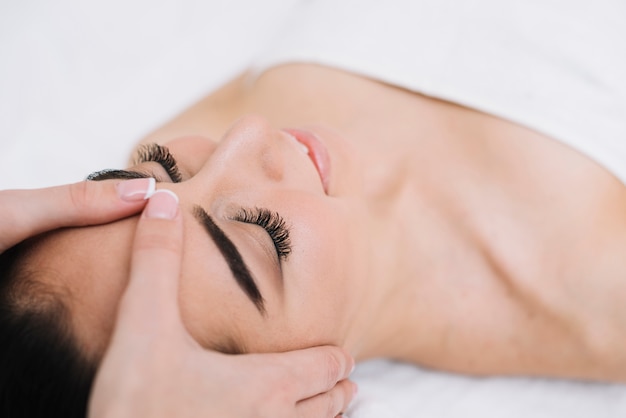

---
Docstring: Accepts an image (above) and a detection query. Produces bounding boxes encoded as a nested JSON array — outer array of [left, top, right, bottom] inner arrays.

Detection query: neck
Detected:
[[338, 132, 473, 362]]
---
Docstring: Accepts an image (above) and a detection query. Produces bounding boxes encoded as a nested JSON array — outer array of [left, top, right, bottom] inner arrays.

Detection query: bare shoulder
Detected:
[[470, 121, 626, 381], [401, 106, 626, 381]]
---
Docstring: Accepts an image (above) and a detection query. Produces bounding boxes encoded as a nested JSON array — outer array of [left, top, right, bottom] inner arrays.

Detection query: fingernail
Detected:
[[116, 178, 156, 201], [144, 189, 179, 219]]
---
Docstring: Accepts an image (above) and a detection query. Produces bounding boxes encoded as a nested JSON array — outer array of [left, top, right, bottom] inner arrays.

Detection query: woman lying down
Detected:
[[2, 1, 626, 416]]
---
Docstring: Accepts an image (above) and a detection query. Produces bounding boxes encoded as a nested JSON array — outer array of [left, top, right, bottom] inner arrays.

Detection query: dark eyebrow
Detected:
[[86, 169, 152, 181], [193, 205, 266, 315]]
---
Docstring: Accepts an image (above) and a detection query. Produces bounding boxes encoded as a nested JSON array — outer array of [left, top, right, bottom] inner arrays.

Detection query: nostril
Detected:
[[259, 147, 285, 182], [218, 115, 302, 184]]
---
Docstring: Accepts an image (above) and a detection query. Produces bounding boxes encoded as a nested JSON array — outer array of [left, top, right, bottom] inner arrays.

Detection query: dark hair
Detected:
[[0, 237, 96, 418]]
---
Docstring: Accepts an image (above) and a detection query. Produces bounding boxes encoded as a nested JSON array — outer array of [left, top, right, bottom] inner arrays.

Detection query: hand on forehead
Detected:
[[0, 179, 153, 252]]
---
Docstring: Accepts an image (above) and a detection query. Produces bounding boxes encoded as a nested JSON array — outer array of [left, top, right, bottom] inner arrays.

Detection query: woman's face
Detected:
[[37, 115, 372, 357]]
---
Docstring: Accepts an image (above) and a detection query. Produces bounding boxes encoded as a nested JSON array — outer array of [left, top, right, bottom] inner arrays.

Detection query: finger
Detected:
[[268, 346, 355, 399], [114, 190, 185, 342], [296, 379, 357, 418], [0, 178, 154, 251]]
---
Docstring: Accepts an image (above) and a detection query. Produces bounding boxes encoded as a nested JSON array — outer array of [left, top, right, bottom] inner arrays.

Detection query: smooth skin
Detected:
[[0, 180, 356, 418]]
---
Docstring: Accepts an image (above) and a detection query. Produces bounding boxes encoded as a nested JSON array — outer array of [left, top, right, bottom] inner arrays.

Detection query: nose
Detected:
[[212, 115, 288, 184], [164, 115, 321, 197]]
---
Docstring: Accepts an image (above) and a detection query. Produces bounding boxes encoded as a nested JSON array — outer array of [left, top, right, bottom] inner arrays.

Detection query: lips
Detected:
[[282, 128, 330, 193]]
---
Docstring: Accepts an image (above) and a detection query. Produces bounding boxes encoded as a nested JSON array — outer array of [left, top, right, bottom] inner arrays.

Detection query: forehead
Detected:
[[26, 211, 263, 359], [27, 217, 138, 357]]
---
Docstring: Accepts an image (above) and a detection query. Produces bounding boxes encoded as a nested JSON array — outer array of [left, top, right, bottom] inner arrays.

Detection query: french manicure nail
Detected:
[[116, 178, 156, 201], [145, 189, 179, 219]]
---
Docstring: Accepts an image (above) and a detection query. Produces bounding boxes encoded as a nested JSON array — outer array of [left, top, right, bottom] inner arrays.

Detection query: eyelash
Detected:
[[233, 208, 292, 261], [134, 143, 183, 183]]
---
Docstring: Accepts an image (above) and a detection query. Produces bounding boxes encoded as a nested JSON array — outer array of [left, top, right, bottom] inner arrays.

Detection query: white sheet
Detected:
[[1, 1, 625, 416]]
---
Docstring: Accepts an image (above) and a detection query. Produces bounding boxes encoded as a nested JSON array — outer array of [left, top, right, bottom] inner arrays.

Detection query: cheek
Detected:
[[282, 206, 364, 347], [175, 234, 258, 353]]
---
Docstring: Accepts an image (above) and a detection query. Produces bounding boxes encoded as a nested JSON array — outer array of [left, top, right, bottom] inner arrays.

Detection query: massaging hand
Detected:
[[0, 179, 356, 417], [0, 180, 149, 252], [75, 182, 356, 418]]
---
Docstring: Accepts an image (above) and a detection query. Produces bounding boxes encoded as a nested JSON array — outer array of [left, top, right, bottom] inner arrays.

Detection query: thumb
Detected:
[[113, 189, 185, 343], [0, 178, 154, 251]]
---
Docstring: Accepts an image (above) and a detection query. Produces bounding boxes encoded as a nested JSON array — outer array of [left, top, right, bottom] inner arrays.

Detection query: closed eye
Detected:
[[86, 143, 182, 183], [231, 207, 292, 261], [133, 143, 183, 183]]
